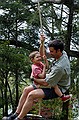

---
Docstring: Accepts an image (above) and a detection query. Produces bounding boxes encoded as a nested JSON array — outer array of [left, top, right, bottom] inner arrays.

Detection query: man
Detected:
[[2, 35, 71, 120]]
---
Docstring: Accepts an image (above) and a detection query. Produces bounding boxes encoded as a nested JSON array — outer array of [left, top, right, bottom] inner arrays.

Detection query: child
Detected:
[[29, 51, 49, 89]]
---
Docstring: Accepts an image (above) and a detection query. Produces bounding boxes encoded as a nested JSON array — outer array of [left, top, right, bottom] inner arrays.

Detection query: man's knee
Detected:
[[23, 87, 28, 92], [22, 87, 30, 96], [27, 91, 36, 100]]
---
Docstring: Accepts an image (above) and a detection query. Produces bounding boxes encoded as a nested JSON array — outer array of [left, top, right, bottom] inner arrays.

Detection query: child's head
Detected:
[[29, 51, 42, 63]]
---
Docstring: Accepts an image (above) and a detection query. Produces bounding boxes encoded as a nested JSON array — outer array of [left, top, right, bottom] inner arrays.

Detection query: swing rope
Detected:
[[37, 2, 43, 34]]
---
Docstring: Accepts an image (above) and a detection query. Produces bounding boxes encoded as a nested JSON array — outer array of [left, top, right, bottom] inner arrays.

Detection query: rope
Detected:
[[38, 2, 45, 56], [37, 2, 43, 34]]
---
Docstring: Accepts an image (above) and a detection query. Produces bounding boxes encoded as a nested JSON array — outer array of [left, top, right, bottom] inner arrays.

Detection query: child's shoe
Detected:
[[61, 95, 71, 102]]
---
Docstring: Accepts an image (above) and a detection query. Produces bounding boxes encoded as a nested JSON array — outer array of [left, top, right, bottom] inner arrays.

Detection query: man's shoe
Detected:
[[61, 95, 71, 102], [14, 117, 22, 120], [14, 117, 26, 120], [2, 116, 11, 120], [2, 113, 18, 120]]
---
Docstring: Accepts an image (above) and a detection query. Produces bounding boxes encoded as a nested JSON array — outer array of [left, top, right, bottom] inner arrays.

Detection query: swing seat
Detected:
[[26, 114, 44, 120]]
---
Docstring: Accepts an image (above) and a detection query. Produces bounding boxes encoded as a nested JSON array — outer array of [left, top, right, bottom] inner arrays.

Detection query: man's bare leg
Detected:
[[17, 88, 45, 119], [16, 85, 34, 114], [2, 85, 35, 120]]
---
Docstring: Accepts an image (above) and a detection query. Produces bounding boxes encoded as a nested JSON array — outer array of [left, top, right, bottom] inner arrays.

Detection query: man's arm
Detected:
[[39, 34, 46, 57], [34, 78, 49, 86], [39, 34, 52, 58]]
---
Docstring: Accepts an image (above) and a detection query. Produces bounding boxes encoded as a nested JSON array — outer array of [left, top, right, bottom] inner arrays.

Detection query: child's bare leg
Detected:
[[54, 85, 71, 102], [54, 85, 63, 97]]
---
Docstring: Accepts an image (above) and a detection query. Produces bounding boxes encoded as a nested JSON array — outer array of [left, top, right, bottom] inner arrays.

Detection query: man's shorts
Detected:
[[42, 88, 59, 100], [32, 84, 59, 100], [32, 84, 37, 89]]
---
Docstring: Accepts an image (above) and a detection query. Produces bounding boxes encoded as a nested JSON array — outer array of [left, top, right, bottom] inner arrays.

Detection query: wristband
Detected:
[[30, 77, 34, 81]]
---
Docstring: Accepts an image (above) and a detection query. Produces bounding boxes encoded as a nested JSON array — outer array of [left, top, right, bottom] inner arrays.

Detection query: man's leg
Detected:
[[16, 85, 34, 114], [17, 88, 45, 119], [2, 85, 34, 120]]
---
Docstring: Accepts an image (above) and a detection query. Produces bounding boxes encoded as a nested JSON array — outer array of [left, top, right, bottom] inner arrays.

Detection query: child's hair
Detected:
[[29, 51, 39, 59]]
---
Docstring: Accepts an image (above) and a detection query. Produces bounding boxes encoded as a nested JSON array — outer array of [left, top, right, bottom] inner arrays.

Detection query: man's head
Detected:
[[48, 40, 64, 59]]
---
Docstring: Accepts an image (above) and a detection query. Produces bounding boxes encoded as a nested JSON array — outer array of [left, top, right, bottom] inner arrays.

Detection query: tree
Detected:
[[0, 0, 79, 119], [0, 41, 31, 116]]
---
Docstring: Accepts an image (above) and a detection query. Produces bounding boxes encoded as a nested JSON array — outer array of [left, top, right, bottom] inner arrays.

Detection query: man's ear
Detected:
[[57, 49, 61, 52]]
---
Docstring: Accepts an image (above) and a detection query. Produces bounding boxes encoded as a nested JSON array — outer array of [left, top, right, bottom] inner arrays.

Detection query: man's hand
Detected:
[[40, 34, 45, 44], [34, 78, 49, 86]]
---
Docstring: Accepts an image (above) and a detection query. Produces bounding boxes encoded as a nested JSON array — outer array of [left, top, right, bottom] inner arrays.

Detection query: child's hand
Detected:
[[42, 55, 47, 61]]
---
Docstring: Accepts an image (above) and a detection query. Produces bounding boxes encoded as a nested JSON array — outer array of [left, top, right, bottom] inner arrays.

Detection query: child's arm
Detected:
[[38, 65, 46, 79], [37, 58, 49, 79]]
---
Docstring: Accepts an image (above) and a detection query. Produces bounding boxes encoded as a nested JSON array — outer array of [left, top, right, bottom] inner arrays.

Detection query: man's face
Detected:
[[49, 47, 58, 58]]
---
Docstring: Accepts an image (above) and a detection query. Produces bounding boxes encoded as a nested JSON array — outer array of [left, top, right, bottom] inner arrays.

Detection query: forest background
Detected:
[[0, 0, 79, 120]]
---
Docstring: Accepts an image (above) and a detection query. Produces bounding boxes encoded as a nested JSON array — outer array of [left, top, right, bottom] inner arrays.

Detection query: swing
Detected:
[[28, 0, 72, 119], [31, 0, 62, 33], [32, 0, 61, 4]]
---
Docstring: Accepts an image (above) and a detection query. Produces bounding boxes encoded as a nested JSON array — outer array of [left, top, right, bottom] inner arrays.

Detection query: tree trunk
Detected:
[[7, 82, 15, 112], [61, 90, 69, 120], [63, 0, 74, 120], [15, 8, 19, 108], [65, 0, 74, 55], [4, 73, 8, 115], [15, 69, 19, 108]]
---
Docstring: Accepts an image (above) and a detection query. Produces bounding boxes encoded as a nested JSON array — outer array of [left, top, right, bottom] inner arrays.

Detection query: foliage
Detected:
[[0, 0, 79, 119], [0, 0, 39, 48], [0, 41, 31, 116], [30, 99, 67, 120]]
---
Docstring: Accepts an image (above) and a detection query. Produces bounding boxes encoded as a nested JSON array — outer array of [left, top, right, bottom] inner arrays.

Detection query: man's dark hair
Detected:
[[48, 40, 64, 52]]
